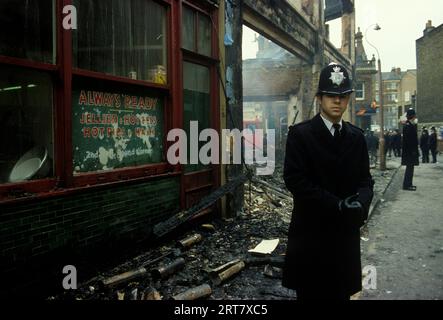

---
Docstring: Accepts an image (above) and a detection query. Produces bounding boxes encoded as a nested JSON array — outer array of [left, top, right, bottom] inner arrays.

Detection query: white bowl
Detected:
[[9, 146, 50, 182]]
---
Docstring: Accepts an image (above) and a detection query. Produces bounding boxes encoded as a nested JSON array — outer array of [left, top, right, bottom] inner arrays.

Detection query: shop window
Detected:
[[183, 62, 211, 172], [73, 0, 167, 84], [182, 6, 196, 52], [182, 6, 212, 56], [72, 78, 164, 174], [0, 0, 54, 64], [0, 65, 54, 183]]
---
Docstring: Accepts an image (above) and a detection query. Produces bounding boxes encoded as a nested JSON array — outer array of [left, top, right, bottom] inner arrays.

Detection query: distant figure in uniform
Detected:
[[401, 108, 419, 190], [365, 130, 379, 167], [282, 63, 374, 300], [419, 127, 430, 163], [385, 130, 393, 158], [429, 126, 438, 163], [392, 129, 402, 157]]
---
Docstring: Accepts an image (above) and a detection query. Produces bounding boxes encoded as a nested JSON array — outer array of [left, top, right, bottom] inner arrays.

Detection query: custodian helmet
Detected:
[[317, 62, 354, 95], [406, 108, 416, 119]]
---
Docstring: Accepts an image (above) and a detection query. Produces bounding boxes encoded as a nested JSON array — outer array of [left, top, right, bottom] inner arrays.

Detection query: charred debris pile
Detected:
[[51, 167, 295, 300]]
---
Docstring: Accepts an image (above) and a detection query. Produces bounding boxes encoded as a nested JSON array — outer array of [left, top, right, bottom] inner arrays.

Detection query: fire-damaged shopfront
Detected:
[[0, 0, 356, 297]]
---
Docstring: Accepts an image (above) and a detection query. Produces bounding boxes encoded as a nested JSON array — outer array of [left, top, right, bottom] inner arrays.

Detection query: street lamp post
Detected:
[[365, 24, 386, 171]]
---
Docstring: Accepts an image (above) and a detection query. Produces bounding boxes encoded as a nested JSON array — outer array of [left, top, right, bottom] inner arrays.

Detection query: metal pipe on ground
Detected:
[[177, 233, 203, 249], [172, 284, 212, 300], [151, 257, 186, 279], [210, 260, 245, 286], [101, 267, 147, 287]]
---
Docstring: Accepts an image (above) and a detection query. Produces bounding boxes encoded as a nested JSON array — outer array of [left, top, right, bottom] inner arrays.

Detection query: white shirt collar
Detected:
[[320, 114, 343, 136]]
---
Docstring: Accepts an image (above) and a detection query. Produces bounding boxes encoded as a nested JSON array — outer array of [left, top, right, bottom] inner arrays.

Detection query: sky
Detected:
[[243, 0, 443, 72], [330, 0, 443, 72]]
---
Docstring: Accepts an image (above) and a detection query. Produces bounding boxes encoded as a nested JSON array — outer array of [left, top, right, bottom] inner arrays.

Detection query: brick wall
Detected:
[[0, 177, 180, 280], [416, 24, 443, 123]]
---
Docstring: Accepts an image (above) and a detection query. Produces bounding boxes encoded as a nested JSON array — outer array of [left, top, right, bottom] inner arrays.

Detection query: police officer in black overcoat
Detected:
[[282, 63, 374, 300], [401, 108, 419, 190], [419, 127, 430, 163], [429, 126, 438, 163]]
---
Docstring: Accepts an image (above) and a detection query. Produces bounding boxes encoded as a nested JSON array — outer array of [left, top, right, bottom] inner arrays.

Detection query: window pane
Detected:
[[72, 78, 164, 174], [182, 6, 195, 51], [0, 65, 54, 183], [356, 82, 364, 99], [198, 14, 212, 56], [183, 62, 210, 172], [73, 0, 167, 84], [0, 0, 54, 63]]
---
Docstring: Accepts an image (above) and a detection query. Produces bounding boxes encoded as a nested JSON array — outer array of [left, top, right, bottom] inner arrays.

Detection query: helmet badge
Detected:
[[329, 66, 346, 86]]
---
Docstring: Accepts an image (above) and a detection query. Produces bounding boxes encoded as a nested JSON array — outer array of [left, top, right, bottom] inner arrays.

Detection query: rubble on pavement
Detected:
[[49, 162, 399, 300]]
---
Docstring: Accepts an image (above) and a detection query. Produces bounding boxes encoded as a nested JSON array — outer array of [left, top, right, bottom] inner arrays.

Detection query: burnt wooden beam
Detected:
[[243, 0, 317, 62], [224, 0, 245, 218]]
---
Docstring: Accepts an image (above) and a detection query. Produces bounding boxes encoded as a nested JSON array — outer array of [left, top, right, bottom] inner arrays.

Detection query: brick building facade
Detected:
[[416, 20, 443, 125]]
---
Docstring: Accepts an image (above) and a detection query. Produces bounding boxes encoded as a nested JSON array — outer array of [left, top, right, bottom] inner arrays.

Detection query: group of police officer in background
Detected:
[[420, 126, 439, 164], [365, 129, 402, 167], [364, 121, 439, 169]]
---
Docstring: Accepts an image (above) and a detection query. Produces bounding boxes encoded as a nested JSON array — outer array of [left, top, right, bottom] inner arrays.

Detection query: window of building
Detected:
[[355, 82, 364, 100], [70, 0, 172, 184], [182, 5, 212, 56], [183, 62, 211, 172], [73, 0, 168, 84], [181, 3, 216, 174], [0, 1, 56, 193], [0, 0, 219, 200], [0, 65, 54, 184], [0, 0, 55, 64], [388, 93, 398, 102], [387, 82, 398, 90], [0, 0, 175, 196], [404, 91, 410, 102]]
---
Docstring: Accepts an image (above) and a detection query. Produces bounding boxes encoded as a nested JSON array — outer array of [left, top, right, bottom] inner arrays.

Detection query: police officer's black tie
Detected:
[[333, 123, 341, 143]]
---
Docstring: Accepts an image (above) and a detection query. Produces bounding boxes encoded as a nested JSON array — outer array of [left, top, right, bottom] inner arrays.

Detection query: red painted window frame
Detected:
[[68, 0, 176, 188], [0, 0, 180, 201], [0, 0, 63, 199], [180, 0, 221, 209]]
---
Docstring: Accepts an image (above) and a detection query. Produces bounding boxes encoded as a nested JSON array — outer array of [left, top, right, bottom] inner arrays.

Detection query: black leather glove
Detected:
[[343, 194, 362, 212], [339, 194, 365, 227]]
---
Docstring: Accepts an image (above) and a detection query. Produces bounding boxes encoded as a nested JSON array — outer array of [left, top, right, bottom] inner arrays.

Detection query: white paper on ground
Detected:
[[248, 239, 280, 255]]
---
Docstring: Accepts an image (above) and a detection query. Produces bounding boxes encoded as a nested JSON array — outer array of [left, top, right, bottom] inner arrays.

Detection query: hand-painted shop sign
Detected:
[[72, 89, 163, 173]]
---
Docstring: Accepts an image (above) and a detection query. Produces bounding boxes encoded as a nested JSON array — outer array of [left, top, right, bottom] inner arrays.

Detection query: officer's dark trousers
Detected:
[[431, 149, 437, 163], [403, 164, 414, 188], [421, 148, 429, 163]]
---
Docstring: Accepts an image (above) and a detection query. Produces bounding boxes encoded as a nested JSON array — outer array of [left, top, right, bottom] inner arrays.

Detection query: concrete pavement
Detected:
[[360, 159, 443, 300]]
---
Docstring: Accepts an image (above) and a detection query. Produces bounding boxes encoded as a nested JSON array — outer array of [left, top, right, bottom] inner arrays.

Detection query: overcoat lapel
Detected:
[[310, 113, 358, 156], [338, 121, 358, 157], [311, 114, 336, 153]]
